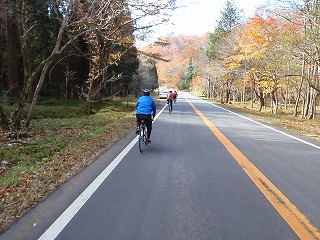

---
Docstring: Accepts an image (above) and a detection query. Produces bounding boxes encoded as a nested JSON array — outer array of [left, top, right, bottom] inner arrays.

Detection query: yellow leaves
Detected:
[[226, 14, 297, 96], [247, 47, 267, 59], [257, 75, 286, 94], [224, 72, 235, 81], [109, 53, 122, 65], [117, 36, 135, 46], [258, 80, 273, 93], [191, 76, 204, 89], [225, 60, 241, 70]]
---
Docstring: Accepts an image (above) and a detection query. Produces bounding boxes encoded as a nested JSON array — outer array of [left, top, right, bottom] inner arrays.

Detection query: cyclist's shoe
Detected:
[[146, 138, 151, 143], [135, 127, 140, 134]]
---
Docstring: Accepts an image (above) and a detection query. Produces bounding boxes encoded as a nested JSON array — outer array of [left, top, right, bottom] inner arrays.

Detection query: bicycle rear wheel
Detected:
[[138, 133, 143, 153], [138, 127, 147, 153]]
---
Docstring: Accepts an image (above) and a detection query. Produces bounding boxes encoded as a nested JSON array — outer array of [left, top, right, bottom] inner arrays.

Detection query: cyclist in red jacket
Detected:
[[173, 90, 178, 103], [167, 90, 174, 111]]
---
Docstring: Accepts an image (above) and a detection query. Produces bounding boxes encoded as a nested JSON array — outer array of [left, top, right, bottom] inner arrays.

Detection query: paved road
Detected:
[[1, 93, 320, 240]]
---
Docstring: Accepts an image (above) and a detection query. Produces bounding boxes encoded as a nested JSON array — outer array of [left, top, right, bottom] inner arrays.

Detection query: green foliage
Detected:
[[206, 0, 242, 61], [0, 91, 7, 102], [180, 58, 198, 90], [206, 29, 226, 60], [217, 0, 243, 32], [137, 58, 159, 91]]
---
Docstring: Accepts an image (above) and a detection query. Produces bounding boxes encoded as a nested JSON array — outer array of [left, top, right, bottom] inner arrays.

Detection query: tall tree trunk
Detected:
[[6, 6, 20, 101], [306, 88, 317, 119], [207, 77, 211, 98], [305, 62, 318, 119], [302, 84, 310, 118], [25, 60, 52, 126], [23, 0, 72, 127], [285, 77, 289, 110], [251, 78, 255, 108], [12, 0, 34, 128], [256, 89, 264, 111], [271, 90, 278, 114], [294, 59, 305, 116], [225, 82, 230, 103], [301, 64, 316, 118], [219, 83, 224, 104], [0, 104, 9, 129]]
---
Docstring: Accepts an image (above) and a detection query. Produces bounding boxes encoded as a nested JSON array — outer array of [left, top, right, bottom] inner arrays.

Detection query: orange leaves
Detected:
[[227, 13, 301, 98], [172, 72, 182, 88], [141, 35, 208, 88], [236, 15, 277, 61], [232, 14, 302, 67], [191, 76, 204, 90]]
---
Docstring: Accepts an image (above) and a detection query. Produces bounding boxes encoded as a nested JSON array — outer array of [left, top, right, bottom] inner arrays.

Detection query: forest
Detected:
[[0, 0, 171, 134], [148, 0, 320, 120]]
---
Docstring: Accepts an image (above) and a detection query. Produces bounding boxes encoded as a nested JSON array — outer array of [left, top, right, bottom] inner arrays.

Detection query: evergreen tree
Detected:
[[217, 0, 242, 33], [206, 0, 242, 61], [205, 28, 225, 61], [181, 58, 197, 90], [139, 58, 158, 91]]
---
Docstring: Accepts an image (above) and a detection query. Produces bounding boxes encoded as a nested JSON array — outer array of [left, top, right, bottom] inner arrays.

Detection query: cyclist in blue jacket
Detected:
[[136, 89, 156, 143]]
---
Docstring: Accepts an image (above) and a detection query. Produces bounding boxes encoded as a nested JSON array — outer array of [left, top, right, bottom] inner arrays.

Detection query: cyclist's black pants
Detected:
[[136, 114, 152, 139]]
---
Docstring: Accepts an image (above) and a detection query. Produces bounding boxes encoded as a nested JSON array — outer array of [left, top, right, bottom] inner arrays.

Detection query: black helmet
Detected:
[[143, 89, 150, 96]]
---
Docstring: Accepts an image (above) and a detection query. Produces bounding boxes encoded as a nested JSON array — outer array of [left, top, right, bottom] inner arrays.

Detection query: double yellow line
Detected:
[[187, 100, 320, 240]]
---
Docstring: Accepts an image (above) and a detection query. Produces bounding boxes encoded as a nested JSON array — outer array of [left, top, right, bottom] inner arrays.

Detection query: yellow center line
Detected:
[[187, 99, 320, 240]]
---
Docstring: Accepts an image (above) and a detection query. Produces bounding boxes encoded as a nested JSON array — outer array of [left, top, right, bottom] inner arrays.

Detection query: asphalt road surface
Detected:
[[1, 92, 320, 240]]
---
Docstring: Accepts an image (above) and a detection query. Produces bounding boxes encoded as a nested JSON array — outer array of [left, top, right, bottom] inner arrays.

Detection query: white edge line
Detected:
[[38, 138, 137, 240], [38, 104, 167, 240], [206, 101, 320, 150]]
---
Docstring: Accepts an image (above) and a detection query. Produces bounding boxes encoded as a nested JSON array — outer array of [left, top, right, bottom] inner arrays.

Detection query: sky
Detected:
[[167, 0, 267, 35], [137, 0, 270, 46]]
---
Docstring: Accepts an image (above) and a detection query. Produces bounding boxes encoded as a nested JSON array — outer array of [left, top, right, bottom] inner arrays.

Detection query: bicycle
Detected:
[[137, 120, 148, 153], [167, 100, 173, 114]]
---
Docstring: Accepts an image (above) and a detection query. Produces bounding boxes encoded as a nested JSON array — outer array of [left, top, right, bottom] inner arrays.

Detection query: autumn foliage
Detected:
[[140, 34, 209, 89]]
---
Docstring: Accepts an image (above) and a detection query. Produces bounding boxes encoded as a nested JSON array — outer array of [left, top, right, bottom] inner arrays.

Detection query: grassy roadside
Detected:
[[0, 97, 139, 231], [204, 98, 320, 142]]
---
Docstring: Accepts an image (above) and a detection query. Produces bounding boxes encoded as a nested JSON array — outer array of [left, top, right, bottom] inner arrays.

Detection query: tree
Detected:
[[205, 29, 225, 61], [0, 0, 177, 133], [217, 0, 242, 32], [206, 0, 243, 103], [225, 13, 302, 113], [206, 0, 242, 61], [5, 0, 20, 101], [298, 0, 320, 119], [140, 58, 159, 91], [78, 0, 138, 113], [181, 57, 197, 90], [227, 15, 275, 109]]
